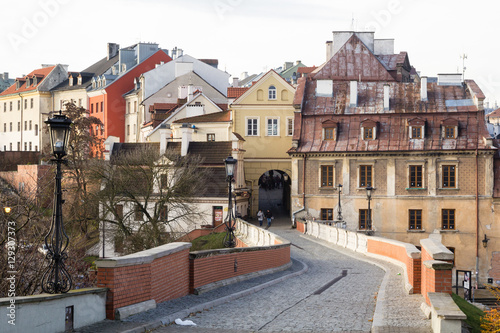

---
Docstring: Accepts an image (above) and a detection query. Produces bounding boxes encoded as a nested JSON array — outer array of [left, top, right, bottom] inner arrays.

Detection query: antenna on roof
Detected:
[[460, 53, 467, 81]]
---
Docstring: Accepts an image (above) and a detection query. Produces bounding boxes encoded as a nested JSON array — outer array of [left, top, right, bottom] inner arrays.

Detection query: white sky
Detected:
[[1, 0, 500, 106]]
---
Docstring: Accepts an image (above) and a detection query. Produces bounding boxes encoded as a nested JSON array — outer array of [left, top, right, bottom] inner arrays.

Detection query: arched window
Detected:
[[268, 85, 276, 100]]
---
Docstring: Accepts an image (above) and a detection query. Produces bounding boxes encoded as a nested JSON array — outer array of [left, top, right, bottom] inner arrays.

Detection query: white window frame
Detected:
[[266, 117, 280, 136], [245, 117, 259, 136], [268, 85, 277, 100], [409, 125, 425, 139], [286, 117, 294, 136]]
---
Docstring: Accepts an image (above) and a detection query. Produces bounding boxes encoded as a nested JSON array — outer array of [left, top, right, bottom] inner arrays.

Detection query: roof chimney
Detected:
[[107, 43, 120, 60], [284, 62, 293, 70], [420, 76, 428, 101], [296, 60, 301, 66], [2, 72, 8, 80], [241, 72, 248, 79], [232, 77, 239, 87], [326, 41, 333, 60], [350, 81, 357, 107], [384, 84, 390, 111], [181, 124, 192, 156]]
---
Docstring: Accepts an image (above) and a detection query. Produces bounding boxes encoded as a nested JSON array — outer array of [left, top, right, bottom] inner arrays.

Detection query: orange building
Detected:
[[87, 44, 172, 155]]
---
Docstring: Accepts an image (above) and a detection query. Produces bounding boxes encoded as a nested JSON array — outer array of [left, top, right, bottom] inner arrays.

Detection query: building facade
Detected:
[[290, 31, 497, 283]]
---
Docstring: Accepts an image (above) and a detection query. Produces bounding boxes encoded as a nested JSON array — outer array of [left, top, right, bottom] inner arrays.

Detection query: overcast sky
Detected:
[[1, 0, 499, 106]]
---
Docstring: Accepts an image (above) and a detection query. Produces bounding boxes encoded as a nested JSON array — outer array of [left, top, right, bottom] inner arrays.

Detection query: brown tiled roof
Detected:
[[227, 87, 249, 98], [313, 34, 396, 82], [292, 77, 492, 153], [487, 108, 500, 118], [173, 111, 230, 124], [187, 142, 232, 164], [298, 66, 317, 74], [149, 103, 179, 112], [377, 52, 407, 71], [0, 66, 55, 96]]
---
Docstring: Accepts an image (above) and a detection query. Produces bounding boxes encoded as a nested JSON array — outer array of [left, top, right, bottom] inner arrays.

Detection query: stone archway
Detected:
[[257, 170, 291, 218]]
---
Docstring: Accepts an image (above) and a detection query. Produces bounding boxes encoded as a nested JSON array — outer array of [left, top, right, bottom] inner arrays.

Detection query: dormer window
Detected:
[[321, 120, 338, 141], [361, 119, 377, 140], [268, 85, 277, 100], [69, 75, 73, 86], [32, 76, 38, 86], [92, 78, 96, 89], [25, 77, 30, 87], [77, 75, 82, 85], [441, 118, 458, 139], [408, 118, 425, 139]]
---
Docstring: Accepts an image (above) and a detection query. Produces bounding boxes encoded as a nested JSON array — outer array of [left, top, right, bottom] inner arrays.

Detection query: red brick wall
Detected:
[[296, 221, 306, 233], [421, 247, 452, 305], [367, 238, 421, 294], [97, 247, 190, 319], [189, 246, 290, 292]]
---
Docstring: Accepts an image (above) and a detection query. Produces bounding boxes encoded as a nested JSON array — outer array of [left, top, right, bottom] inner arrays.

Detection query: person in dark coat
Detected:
[[265, 209, 273, 227]]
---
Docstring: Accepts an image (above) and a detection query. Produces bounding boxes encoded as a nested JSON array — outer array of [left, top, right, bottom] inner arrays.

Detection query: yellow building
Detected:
[[230, 70, 295, 217]]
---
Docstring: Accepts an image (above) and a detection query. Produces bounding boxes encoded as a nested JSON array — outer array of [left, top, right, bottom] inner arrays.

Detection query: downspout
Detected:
[[475, 149, 479, 291], [18, 93, 23, 152], [292, 154, 307, 226]]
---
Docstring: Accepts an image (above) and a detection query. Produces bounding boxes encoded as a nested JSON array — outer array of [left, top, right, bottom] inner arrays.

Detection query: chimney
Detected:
[[187, 84, 194, 103], [2, 72, 8, 81], [107, 43, 120, 60], [384, 84, 390, 110], [284, 62, 293, 70], [178, 49, 183, 57], [326, 41, 333, 60], [232, 77, 239, 87], [159, 128, 168, 155], [350, 81, 357, 107], [296, 60, 301, 66], [420, 76, 428, 101], [171, 47, 177, 59], [181, 124, 192, 156], [241, 72, 248, 79]]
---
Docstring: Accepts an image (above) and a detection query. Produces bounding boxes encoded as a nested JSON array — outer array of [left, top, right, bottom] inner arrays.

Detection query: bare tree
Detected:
[[91, 145, 209, 255]]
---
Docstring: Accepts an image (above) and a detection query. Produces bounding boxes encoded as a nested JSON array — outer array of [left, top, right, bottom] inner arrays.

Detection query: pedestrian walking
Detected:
[[257, 209, 264, 227], [265, 209, 273, 228]]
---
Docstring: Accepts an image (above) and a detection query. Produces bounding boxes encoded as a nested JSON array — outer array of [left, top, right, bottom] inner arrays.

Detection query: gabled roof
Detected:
[[0, 66, 55, 96], [232, 69, 295, 104], [313, 34, 396, 82], [487, 108, 500, 118]]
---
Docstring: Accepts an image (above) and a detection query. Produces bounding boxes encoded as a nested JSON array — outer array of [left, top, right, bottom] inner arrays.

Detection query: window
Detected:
[[134, 205, 143, 221], [17, 122, 20, 131], [246, 118, 258, 136], [17, 100, 20, 110], [411, 126, 423, 139], [24, 142, 27, 151], [9, 101, 12, 111], [359, 209, 369, 230], [9, 122, 12, 132], [442, 209, 455, 230], [9, 143, 12, 151], [444, 126, 456, 139], [363, 127, 374, 140], [24, 121, 27, 131], [442, 165, 456, 188], [268, 85, 277, 100], [159, 205, 168, 221], [321, 165, 334, 187], [35, 145, 38, 151], [3, 123, 5, 132], [29, 142, 32, 151], [267, 118, 279, 136], [29, 120, 32, 130], [101, 102, 104, 112], [3, 102, 5, 112], [409, 165, 423, 188], [409, 209, 422, 230], [126, 125, 130, 136], [134, 101, 137, 113], [96, 103, 99, 113], [17, 142, 20, 151], [35, 124, 38, 136], [321, 208, 333, 221], [90, 104, 93, 113], [24, 99, 27, 109], [287, 117, 294, 136], [324, 128, 335, 140], [30, 98, 33, 109], [127, 102, 131, 114], [207, 133, 215, 141], [101, 125, 104, 135], [359, 165, 372, 187]]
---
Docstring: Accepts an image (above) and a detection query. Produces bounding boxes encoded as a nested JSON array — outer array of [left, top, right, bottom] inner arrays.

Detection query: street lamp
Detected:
[[335, 184, 343, 225], [366, 186, 374, 235], [224, 156, 237, 248], [41, 112, 73, 294]]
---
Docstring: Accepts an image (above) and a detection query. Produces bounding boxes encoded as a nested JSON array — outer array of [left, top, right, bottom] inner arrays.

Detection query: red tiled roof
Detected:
[[149, 103, 179, 112], [0, 66, 55, 96], [298, 66, 317, 74], [227, 87, 249, 98], [487, 108, 500, 118]]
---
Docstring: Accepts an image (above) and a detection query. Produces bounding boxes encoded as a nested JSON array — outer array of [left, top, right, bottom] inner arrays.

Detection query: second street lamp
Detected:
[[224, 156, 237, 248], [41, 111, 73, 294], [335, 184, 344, 227], [365, 186, 374, 236]]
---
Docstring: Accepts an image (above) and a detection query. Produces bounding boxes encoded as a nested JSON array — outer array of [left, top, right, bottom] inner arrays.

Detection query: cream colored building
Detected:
[[230, 70, 295, 216]]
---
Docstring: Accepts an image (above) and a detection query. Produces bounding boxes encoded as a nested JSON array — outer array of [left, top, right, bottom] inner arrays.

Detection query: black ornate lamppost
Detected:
[[365, 186, 374, 236], [223, 156, 237, 248], [41, 112, 73, 294], [335, 184, 345, 228]]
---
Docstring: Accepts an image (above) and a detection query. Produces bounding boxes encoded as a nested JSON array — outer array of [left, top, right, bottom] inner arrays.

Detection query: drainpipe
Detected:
[[292, 154, 307, 227], [475, 149, 479, 292], [18, 94, 23, 152]]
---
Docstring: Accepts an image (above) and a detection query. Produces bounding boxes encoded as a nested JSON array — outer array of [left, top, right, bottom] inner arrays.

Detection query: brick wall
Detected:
[[420, 244, 453, 305], [189, 245, 290, 293], [367, 238, 421, 294]]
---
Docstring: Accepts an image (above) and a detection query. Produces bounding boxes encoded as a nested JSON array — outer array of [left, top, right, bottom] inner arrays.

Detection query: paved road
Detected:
[[153, 221, 385, 333]]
